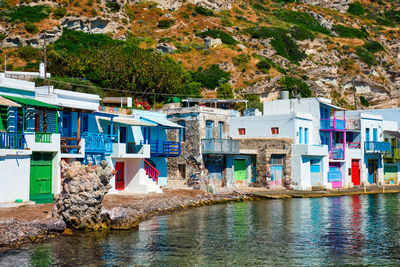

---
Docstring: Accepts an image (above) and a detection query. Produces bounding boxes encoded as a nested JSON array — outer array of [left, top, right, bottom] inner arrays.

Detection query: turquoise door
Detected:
[[368, 160, 377, 184], [271, 165, 283, 188], [366, 128, 370, 150], [206, 121, 213, 139], [373, 128, 378, 142], [310, 159, 321, 187], [304, 128, 308, 144], [218, 122, 224, 139]]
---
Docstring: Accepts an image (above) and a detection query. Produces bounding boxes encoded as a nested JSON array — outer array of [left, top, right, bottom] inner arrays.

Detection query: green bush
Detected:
[[347, 2, 365, 16], [217, 83, 234, 99], [360, 95, 370, 107], [356, 47, 377, 66], [182, 81, 202, 98], [197, 29, 237, 45], [157, 19, 175, 29], [0, 33, 7, 41], [364, 40, 384, 52], [332, 24, 368, 38], [278, 76, 311, 98], [9, 5, 50, 22], [256, 59, 271, 73], [245, 93, 263, 110], [233, 54, 251, 68], [25, 22, 38, 34], [17, 45, 41, 61], [288, 26, 314, 41], [274, 10, 330, 35], [191, 64, 231, 89], [194, 6, 214, 16], [246, 27, 306, 63], [53, 7, 67, 19], [106, 2, 120, 12]]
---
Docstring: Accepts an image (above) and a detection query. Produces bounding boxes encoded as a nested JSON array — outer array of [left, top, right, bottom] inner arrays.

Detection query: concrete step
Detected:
[[166, 179, 193, 189]]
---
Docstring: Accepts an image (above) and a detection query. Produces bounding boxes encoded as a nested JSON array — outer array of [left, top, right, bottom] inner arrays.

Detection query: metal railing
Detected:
[[35, 132, 52, 143], [0, 132, 26, 149], [364, 141, 391, 153], [140, 140, 181, 157], [331, 148, 344, 160], [144, 159, 160, 184], [320, 119, 345, 130], [201, 139, 240, 154], [347, 142, 361, 149], [82, 132, 115, 153], [60, 137, 81, 154]]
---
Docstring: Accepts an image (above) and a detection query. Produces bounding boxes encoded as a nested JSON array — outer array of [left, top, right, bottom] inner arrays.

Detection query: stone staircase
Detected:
[[165, 179, 192, 190]]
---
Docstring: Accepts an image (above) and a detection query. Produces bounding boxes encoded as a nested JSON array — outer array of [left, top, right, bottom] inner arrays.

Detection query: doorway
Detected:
[[351, 159, 360, 186], [234, 159, 246, 181], [115, 162, 125, 190], [30, 152, 53, 204], [368, 159, 378, 184]]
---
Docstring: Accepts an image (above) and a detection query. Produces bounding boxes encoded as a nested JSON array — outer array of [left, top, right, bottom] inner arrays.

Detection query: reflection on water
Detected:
[[2, 194, 400, 266]]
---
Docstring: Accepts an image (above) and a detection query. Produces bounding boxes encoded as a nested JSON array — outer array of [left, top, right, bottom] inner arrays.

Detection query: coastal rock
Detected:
[[52, 160, 114, 230]]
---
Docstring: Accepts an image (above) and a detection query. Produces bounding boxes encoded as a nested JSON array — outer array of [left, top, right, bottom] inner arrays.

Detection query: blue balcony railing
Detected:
[[201, 139, 240, 154], [331, 148, 344, 160], [320, 119, 345, 130], [82, 132, 115, 154], [0, 132, 26, 150], [140, 140, 181, 157], [364, 141, 391, 153]]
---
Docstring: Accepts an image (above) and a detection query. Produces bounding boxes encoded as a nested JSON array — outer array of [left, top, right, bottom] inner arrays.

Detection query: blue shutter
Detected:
[[299, 127, 303, 144]]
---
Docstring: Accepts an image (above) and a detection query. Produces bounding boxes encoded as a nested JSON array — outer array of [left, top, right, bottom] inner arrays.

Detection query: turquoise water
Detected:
[[2, 194, 400, 266]]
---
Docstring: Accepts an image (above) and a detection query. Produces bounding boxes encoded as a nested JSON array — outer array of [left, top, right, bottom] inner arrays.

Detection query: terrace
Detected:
[[364, 141, 391, 153]]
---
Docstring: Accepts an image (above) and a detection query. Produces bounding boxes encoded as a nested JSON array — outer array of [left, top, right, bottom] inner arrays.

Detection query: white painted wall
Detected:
[[0, 151, 31, 202]]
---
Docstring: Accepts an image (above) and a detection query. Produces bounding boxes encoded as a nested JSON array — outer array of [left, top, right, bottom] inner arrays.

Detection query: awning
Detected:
[[141, 116, 183, 129], [384, 130, 400, 139], [2, 95, 60, 109], [99, 117, 156, 127], [0, 96, 21, 107]]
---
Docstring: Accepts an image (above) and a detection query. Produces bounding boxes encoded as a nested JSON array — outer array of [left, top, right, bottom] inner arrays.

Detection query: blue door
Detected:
[[366, 128, 370, 150], [218, 122, 224, 139], [373, 128, 378, 142], [299, 127, 303, 144], [62, 112, 72, 137], [82, 114, 89, 133], [368, 160, 377, 184], [270, 165, 282, 188], [206, 121, 213, 139], [310, 158, 321, 187]]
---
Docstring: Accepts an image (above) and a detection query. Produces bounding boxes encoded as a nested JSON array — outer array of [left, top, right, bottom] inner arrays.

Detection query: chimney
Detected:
[[39, 62, 45, 79]]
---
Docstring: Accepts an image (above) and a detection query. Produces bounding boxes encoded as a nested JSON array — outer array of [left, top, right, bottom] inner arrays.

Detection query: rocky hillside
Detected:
[[1, 0, 400, 109]]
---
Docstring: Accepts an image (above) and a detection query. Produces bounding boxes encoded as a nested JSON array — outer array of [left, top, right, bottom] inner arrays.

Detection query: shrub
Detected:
[[246, 27, 306, 63], [191, 64, 231, 89], [0, 33, 6, 41], [17, 45, 41, 61], [364, 40, 384, 52], [9, 5, 50, 22], [274, 10, 330, 35], [245, 93, 263, 110], [106, 2, 120, 12], [332, 24, 368, 38], [194, 6, 214, 16], [278, 76, 311, 98], [356, 47, 376, 66], [256, 59, 271, 73], [53, 7, 67, 19], [157, 19, 175, 29], [360, 95, 370, 107], [25, 22, 39, 34], [217, 83, 234, 99], [233, 54, 251, 68], [288, 26, 314, 41], [197, 29, 237, 45], [348, 2, 365, 16]]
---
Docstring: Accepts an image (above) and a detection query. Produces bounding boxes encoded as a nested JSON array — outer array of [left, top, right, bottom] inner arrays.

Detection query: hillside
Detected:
[[1, 0, 400, 109]]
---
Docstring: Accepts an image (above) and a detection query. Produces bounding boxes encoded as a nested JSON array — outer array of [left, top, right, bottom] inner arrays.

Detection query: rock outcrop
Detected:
[[52, 160, 114, 230]]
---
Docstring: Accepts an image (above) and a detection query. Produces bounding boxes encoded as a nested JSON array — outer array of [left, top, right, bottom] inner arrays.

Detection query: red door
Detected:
[[351, 159, 360, 186], [115, 162, 125, 190]]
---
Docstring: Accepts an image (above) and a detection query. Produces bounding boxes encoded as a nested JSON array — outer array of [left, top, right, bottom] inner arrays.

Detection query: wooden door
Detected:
[[115, 162, 125, 190], [351, 160, 360, 186], [234, 159, 246, 181], [368, 160, 377, 184], [30, 152, 53, 204]]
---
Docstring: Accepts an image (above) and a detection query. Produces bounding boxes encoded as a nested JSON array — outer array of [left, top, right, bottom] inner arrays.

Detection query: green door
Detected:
[[234, 159, 247, 181], [30, 152, 53, 204]]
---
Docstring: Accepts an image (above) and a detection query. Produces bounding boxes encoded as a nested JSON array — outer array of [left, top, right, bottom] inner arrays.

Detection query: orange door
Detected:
[[115, 162, 125, 190], [351, 160, 360, 186]]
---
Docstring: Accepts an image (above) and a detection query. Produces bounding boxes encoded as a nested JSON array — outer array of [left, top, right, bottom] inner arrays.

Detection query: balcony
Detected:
[[201, 139, 240, 154], [111, 142, 150, 158], [140, 140, 181, 157], [320, 119, 345, 131], [25, 132, 60, 152], [331, 148, 344, 160], [364, 141, 391, 153], [0, 132, 26, 150], [60, 137, 85, 158], [35, 132, 52, 143], [82, 133, 115, 154]]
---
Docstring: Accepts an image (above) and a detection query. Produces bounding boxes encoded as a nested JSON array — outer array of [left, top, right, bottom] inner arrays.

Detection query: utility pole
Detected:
[[4, 53, 6, 73]]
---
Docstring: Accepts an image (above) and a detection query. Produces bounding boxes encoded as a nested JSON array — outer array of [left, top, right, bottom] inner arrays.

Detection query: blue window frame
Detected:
[[206, 120, 213, 139]]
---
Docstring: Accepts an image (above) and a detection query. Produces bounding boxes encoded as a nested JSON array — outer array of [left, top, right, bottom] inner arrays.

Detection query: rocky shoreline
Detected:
[[0, 189, 256, 253]]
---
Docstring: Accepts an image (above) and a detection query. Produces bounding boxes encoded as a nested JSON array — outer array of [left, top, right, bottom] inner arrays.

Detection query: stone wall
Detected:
[[237, 138, 294, 188]]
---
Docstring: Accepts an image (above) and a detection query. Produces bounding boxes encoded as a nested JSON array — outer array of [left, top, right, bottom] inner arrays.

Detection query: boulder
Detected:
[[204, 37, 222, 48], [156, 43, 177, 53]]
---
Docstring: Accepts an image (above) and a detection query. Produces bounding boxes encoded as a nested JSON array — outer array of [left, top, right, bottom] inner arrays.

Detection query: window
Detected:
[[218, 122, 224, 139], [299, 127, 303, 144], [205, 120, 213, 139], [119, 126, 127, 143], [177, 120, 186, 142], [82, 114, 89, 133], [304, 128, 308, 144], [238, 128, 246, 135], [271, 127, 279, 135], [270, 154, 284, 164], [373, 128, 378, 142]]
